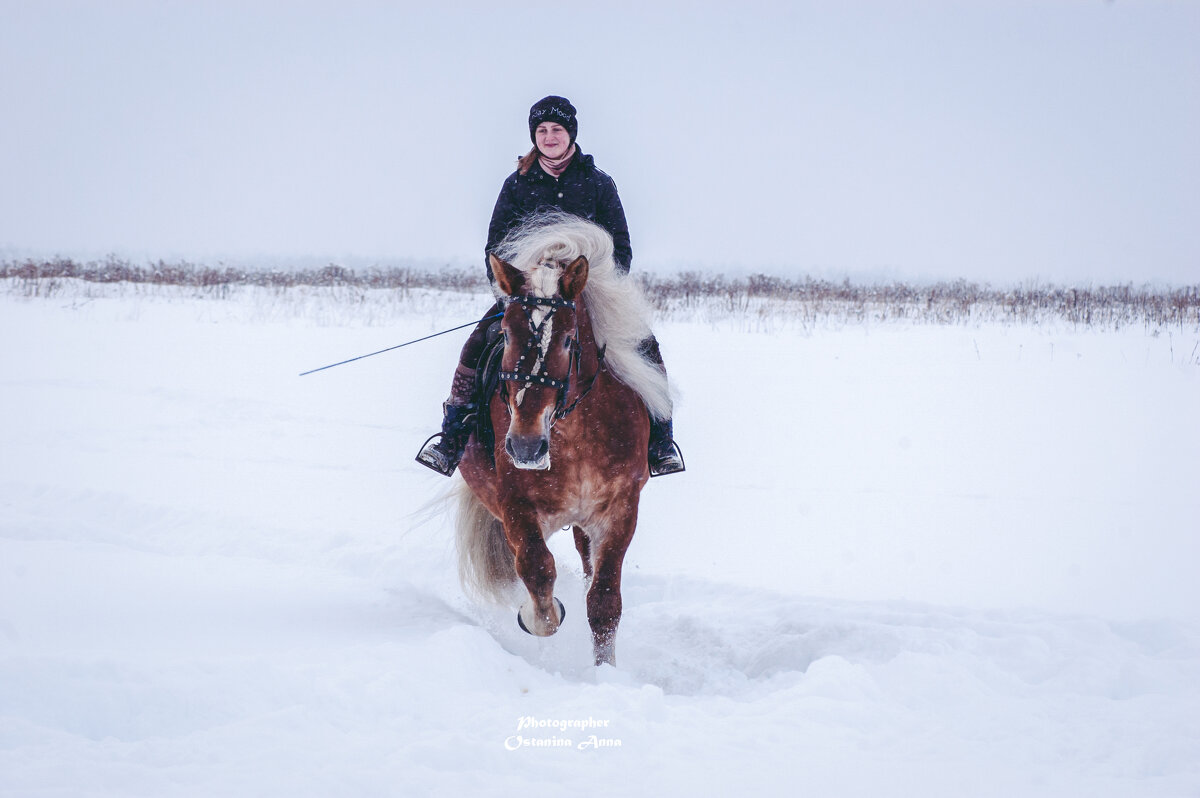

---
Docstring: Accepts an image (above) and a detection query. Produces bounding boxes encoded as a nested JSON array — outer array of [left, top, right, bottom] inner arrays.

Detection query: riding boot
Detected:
[[415, 363, 478, 477], [415, 401, 476, 476], [638, 335, 685, 477], [648, 416, 686, 477]]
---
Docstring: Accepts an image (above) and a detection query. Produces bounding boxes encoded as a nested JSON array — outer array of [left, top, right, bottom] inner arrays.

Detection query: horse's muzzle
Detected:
[[505, 434, 550, 470]]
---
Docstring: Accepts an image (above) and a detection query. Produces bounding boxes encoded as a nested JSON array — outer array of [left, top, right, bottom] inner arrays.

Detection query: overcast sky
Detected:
[[2, 0, 1197, 285]]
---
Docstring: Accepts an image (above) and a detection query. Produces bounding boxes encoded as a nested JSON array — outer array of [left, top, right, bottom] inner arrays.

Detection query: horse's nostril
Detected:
[[506, 435, 549, 464]]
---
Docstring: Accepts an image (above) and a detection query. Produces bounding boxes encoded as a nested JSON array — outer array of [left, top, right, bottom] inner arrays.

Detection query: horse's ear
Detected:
[[559, 256, 589, 300], [489, 254, 524, 295]]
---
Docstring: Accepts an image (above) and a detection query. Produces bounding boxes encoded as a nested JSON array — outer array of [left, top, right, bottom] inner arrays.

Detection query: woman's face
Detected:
[[535, 122, 571, 159]]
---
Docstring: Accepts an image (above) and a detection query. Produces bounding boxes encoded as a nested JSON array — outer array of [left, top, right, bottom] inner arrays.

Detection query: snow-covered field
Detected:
[[2, 282, 1198, 797]]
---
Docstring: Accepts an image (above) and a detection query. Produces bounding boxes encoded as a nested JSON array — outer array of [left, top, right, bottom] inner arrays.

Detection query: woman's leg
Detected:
[[447, 299, 503, 404], [639, 335, 685, 476], [415, 301, 503, 476]]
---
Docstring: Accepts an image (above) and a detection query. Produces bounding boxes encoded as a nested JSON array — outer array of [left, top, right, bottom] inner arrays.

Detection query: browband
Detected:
[[506, 295, 575, 310]]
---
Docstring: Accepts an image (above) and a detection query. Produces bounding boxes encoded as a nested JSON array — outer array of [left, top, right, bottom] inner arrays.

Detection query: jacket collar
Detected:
[[530, 147, 593, 180]]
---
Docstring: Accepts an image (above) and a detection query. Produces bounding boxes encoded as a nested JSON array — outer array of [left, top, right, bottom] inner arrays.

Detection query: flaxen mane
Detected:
[[493, 212, 673, 421]]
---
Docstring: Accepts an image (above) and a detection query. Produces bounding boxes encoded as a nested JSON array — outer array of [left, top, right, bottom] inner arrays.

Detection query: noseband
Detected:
[[497, 294, 589, 421]]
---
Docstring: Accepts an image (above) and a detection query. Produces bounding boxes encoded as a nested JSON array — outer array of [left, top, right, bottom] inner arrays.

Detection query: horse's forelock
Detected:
[[526, 263, 561, 299]]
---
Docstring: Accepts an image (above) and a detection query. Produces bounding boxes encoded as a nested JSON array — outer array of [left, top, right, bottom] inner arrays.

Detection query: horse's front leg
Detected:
[[504, 505, 563, 637], [587, 505, 638, 666], [572, 525, 593, 579]]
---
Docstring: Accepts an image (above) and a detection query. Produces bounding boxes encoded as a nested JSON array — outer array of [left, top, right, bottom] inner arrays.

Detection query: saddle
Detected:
[[469, 321, 506, 461]]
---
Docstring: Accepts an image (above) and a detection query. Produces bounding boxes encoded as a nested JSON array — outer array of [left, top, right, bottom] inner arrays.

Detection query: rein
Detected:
[[555, 343, 605, 420]]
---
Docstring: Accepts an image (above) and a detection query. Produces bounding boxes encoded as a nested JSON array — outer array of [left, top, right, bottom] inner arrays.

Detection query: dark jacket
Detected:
[[485, 148, 632, 278]]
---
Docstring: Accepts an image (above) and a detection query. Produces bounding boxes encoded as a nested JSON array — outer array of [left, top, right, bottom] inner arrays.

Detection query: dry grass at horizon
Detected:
[[4, 256, 1198, 332]]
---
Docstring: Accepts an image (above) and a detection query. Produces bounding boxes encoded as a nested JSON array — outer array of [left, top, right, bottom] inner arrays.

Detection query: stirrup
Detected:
[[415, 402, 476, 477], [415, 433, 461, 477], [649, 441, 686, 477]]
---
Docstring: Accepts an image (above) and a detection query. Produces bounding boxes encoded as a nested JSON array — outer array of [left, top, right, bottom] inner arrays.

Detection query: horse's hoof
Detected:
[[517, 597, 565, 636]]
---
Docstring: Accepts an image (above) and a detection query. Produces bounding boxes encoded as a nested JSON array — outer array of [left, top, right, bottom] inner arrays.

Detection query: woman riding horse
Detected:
[[416, 95, 684, 477]]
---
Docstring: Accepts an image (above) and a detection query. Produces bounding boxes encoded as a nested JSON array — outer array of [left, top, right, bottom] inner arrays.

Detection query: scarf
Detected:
[[538, 144, 576, 178]]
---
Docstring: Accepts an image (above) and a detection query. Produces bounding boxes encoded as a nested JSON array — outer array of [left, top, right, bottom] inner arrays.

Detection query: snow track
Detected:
[[2, 285, 1198, 796]]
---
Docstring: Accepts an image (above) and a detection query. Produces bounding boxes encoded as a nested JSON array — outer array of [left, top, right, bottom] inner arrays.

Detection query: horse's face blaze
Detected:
[[499, 298, 574, 470]]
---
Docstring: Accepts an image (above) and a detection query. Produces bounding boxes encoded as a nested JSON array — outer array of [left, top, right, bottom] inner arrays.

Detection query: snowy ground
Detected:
[[2, 283, 1199, 797]]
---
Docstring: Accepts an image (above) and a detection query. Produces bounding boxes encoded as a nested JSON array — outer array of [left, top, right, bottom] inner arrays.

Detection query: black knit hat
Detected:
[[528, 96, 578, 144]]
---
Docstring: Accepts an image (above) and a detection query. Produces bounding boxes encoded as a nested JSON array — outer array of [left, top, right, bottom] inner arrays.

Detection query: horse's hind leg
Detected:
[[572, 525, 593, 579], [504, 508, 563, 637], [587, 509, 638, 666]]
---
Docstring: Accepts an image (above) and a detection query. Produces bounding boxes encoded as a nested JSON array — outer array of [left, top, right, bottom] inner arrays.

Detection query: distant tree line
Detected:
[[4, 256, 1198, 330]]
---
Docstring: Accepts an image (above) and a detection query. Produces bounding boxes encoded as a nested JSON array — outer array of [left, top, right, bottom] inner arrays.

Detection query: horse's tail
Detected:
[[453, 480, 517, 603]]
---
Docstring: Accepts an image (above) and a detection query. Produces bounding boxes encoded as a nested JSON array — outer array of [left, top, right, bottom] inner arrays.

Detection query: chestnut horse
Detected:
[[453, 215, 672, 666]]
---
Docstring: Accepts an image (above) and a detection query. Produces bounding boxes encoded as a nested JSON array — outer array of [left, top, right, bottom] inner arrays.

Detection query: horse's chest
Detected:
[[541, 468, 634, 526]]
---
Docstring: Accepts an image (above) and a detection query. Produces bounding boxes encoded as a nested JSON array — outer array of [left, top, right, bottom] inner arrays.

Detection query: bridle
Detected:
[[497, 293, 601, 422]]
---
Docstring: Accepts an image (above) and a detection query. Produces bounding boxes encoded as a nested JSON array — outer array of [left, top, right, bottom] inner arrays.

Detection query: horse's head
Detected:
[[489, 252, 589, 471]]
